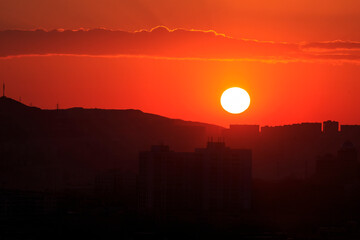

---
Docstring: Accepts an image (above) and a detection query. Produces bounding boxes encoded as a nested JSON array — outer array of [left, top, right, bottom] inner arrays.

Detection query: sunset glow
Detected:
[[0, 0, 359, 126], [1, 1, 360, 238]]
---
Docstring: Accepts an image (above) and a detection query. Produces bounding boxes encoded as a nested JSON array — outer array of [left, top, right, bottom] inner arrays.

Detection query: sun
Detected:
[[221, 87, 250, 114]]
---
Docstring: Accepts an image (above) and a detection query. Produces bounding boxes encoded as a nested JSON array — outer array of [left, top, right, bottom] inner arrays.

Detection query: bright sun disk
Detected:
[[221, 87, 250, 114]]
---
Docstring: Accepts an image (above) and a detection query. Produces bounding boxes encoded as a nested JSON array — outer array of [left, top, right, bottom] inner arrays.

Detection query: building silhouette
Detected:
[[341, 124, 360, 137], [261, 122, 322, 138], [315, 141, 358, 185], [137, 142, 252, 220], [323, 120, 339, 134], [222, 124, 260, 149]]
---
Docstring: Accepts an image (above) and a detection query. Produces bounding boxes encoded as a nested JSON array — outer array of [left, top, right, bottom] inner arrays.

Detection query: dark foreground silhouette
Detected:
[[0, 96, 359, 239]]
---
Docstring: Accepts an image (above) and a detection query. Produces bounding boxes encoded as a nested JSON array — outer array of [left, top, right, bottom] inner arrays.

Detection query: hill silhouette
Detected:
[[0, 97, 222, 191], [0, 96, 40, 112], [0, 96, 222, 139]]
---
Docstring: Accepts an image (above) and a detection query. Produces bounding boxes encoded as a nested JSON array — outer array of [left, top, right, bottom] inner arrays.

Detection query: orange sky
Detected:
[[1, 53, 359, 127], [0, 0, 359, 127]]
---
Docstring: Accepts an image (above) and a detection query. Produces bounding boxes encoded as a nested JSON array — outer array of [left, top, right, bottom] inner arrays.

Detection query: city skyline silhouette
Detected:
[[1, 1, 360, 238], [0, 95, 359, 239]]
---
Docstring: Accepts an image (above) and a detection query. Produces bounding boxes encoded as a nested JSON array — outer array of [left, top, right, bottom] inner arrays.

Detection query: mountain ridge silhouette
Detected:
[[0, 96, 223, 134], [0, 97, 224, 191]]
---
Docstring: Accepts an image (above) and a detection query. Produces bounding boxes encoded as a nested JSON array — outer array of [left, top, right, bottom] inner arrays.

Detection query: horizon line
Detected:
[[1, 96, 358, 129]]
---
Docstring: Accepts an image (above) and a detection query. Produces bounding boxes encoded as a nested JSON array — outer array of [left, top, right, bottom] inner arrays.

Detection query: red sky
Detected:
[[0, 0, 359, 127]]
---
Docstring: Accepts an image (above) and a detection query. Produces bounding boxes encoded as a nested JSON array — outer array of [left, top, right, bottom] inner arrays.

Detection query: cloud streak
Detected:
[[0, 26, 359, 63]]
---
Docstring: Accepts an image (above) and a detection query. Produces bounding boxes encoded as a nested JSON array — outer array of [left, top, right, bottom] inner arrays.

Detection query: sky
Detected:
[[1, 0, 360, 42], [0, 0, 360, 126]]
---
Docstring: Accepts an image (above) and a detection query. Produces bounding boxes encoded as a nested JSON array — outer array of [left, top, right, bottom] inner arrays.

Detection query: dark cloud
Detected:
[[0, 26, 359, 63]]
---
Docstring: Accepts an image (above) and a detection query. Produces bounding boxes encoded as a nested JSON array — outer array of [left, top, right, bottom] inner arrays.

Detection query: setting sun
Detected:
[[221, 87, 250, 114]]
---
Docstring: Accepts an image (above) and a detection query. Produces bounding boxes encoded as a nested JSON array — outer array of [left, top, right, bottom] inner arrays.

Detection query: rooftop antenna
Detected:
[[2, 82, 5, 97]]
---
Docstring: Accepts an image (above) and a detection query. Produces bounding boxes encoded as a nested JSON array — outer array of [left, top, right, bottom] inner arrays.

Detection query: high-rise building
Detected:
[[137, 142, 252, 219], [323, 120, 339, 134], [341, 124, 360, 137], [315, 141, 358, 185], [261, 123, 322, 138], [223, 124, 260, 148]]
